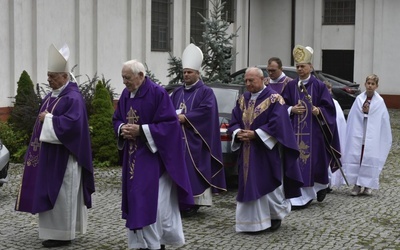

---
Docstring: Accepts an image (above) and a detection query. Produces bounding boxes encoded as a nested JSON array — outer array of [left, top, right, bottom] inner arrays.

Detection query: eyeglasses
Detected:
[[267, 69, 277, 73]]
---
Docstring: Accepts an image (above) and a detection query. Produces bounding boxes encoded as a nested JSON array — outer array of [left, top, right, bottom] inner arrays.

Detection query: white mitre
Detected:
[[182, 43, 203, 71], [48, 44, 70, 72]]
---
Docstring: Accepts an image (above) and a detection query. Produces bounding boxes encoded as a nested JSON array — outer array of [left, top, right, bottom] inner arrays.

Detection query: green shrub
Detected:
[[89, 80, 119, 167], [78, 72, 118, 118], [8, 70, 41, 145], [0, 122, 27, 163]]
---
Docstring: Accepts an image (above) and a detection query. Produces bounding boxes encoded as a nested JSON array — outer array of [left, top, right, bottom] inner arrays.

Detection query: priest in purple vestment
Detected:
[[281, 45, 341, 209], [264, 57, 292, 93], [15, 44, 95, 248], [113, 59, 194, 250], [170, 43, 226, 217], [228, 67, 303, 233]]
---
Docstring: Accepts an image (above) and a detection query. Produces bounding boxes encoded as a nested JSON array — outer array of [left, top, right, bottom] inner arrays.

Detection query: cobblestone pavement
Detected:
[[1, 109, 399, 250]]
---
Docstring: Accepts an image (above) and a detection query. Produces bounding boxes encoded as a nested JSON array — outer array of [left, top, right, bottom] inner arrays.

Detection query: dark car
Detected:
[[230, 65, 361, 110], [0, 139, 10, 187]]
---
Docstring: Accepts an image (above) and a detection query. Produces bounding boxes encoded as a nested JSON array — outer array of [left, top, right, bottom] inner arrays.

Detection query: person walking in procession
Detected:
[[342, 74, 392, 196], [264, 57, 292, 93], [113, 59, 194, 250], [15, 44, 95, 248], [170, 43, 226, 217], [228, 67, 303, 233], [281, 45, 340, 209]]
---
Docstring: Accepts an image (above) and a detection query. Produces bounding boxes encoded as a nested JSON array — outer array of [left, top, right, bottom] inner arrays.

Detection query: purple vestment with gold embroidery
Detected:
[[15, 82, 95, 214], [113, 77, 193, 230], [281, 75, 341, 186], [170, 80, 226, 197], [228, 86, 303, 202]]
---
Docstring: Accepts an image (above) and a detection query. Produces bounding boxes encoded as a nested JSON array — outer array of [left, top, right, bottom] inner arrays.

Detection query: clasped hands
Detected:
[[292, 104, 320, 116], [121, 124, 140, 140], [39, 111, 49, 123], [236, 129, 256, 142]]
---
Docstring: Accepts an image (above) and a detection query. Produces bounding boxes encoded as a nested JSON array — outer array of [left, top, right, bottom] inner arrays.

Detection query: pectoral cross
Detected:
[[126, 107, 139, 124], [179, 102, 187, 114]]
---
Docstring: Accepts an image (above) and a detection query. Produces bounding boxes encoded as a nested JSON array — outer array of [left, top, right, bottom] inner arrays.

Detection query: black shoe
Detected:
[[180, 206, 199, 218], [269, 219, 281, 231], [160, 244, 166, 250], [317, 188, 328, 202], [291, 199, 313, 210], [326, 187, 333, 193], [42, 240, 72, 248]]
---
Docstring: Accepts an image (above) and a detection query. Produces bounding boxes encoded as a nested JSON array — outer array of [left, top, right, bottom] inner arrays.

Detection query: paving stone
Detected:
[[1, 109, 399, 249]]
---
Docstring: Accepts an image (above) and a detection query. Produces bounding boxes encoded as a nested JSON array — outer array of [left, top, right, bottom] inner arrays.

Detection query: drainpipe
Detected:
[[291, 0, 296, 66], [247, 0, 250, 66]]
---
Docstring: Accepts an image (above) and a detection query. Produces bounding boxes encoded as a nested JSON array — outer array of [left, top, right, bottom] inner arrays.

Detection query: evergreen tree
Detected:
[[8, 70, 41, 144], [198, 0, 239, 83], [144, 63, 162, 85], [166, 53, 183, 85], [166, 0, 238, 84], [79, 73, 117, 118], [89, 80, 118, 167]]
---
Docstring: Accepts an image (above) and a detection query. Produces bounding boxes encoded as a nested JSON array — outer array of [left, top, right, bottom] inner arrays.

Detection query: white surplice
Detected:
[[342, 91, 392, 189], [329, 99, 347, 187], [38, 114, 87, 240], [127, 172, 184, 249]]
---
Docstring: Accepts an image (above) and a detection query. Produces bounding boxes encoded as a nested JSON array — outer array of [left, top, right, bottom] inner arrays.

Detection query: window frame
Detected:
[[323, 0, 355, 25], [190, 0, 207, 45], [151, 0, 172, 51]]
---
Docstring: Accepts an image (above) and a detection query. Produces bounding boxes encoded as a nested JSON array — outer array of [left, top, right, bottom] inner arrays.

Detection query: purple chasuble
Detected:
[[16, 82, 95, 214], [170, 80, 226, 196], [265, 75, 291, 94], [281, 75, 341, 186], [113, 77, 193, 230], [228, 86, 303, 202]]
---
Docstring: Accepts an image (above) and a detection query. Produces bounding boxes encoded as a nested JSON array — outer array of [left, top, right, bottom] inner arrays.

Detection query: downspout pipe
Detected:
[[247, 0, 250, 66], [291, 0, 296, 65]]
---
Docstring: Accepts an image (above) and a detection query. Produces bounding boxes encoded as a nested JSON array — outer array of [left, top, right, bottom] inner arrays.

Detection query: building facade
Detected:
[[1, 0, 398, 121]]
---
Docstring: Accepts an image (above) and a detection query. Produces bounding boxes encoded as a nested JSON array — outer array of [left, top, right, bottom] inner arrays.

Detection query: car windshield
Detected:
[[212, 87, 239, 115]]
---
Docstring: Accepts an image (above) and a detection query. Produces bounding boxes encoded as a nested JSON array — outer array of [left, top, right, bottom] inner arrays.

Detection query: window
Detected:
[[151, 0, 171, 51], [323, 0, 355, 25], [190, 0, 207, 45], [222, 0, 234, 23]]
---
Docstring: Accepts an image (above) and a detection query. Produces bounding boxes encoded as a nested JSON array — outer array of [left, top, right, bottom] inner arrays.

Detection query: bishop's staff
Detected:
[[298, 81, 349, 186]]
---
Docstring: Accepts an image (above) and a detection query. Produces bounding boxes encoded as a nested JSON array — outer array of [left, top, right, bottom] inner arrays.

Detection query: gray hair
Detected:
[[245, 67, 263, 77], [123, 60, 146, 76]]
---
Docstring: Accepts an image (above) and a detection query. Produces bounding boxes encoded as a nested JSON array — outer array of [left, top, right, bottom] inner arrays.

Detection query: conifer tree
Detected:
[[166, 0, 238, 84], [89, 80, 118, 167], [198, 0, 239, 83], [8, 70, 41, 144], [145, 63, 162, 85], [166, 53, 183, 85]]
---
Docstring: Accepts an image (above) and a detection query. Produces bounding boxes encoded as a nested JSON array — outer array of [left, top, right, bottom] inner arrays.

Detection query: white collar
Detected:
[[300, 75, 311, 85], [51, 82, 69, 97], [185, 79, 200, 89], [250, 85, 266, 100], [270, 72, 286, 83]]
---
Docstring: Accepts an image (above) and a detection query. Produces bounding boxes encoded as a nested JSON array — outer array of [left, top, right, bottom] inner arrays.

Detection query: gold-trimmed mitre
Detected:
[[293, 45, 313, 64]]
